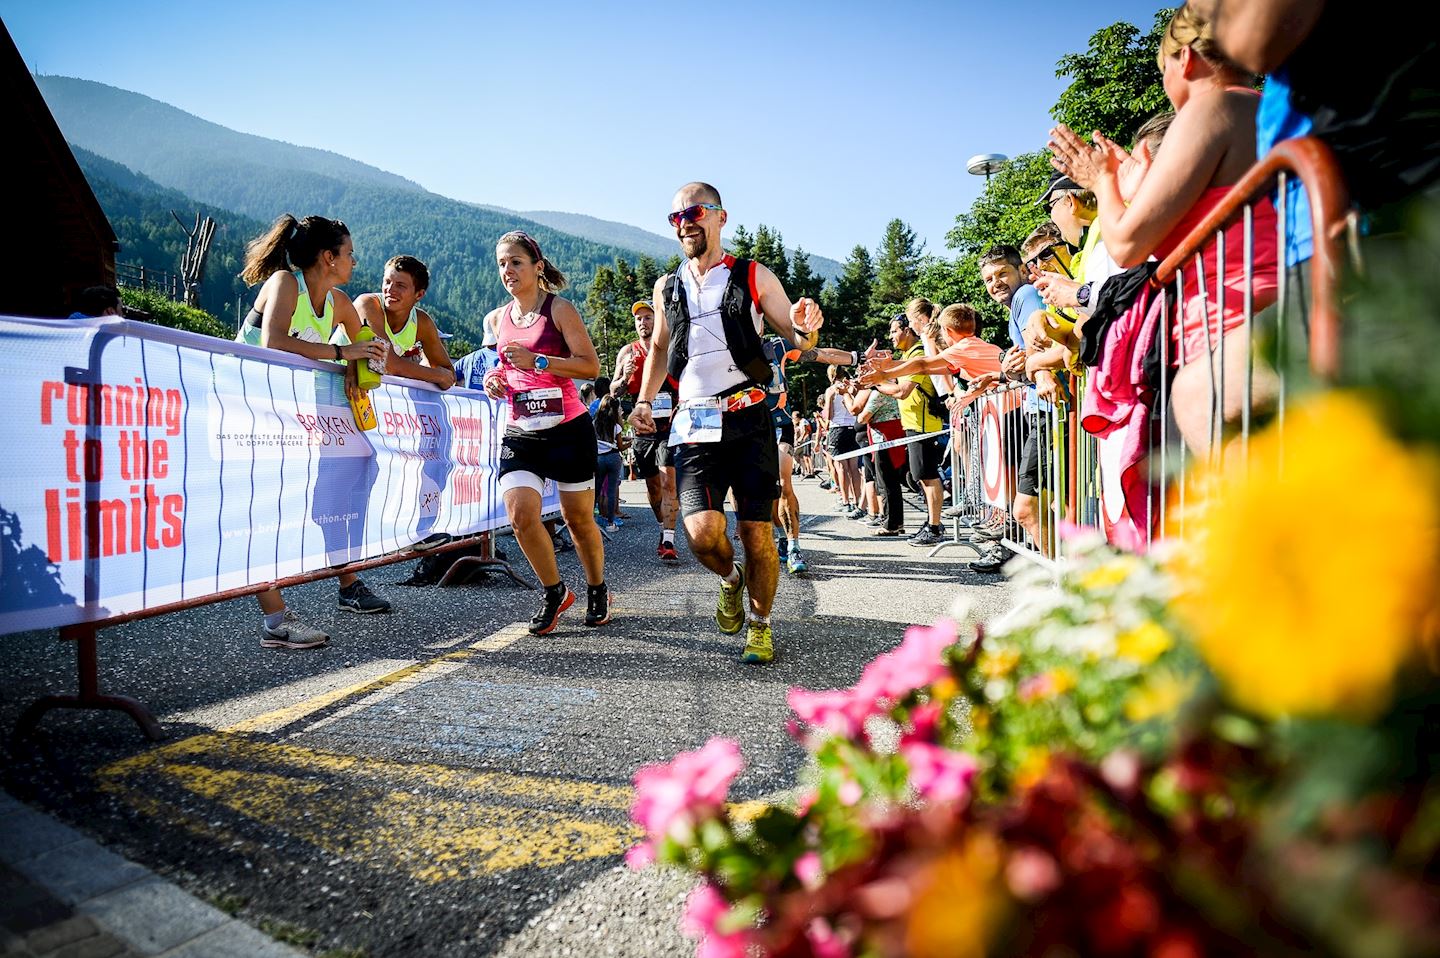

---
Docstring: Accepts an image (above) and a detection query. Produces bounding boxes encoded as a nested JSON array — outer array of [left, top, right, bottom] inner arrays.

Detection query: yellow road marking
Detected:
[[99, 732, 640, 883], [222, 653, 468, 734]]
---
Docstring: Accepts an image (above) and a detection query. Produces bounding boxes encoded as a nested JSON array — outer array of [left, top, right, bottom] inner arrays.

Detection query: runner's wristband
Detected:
[[634, 400, 652, 407], [334, 344, 342, 361]]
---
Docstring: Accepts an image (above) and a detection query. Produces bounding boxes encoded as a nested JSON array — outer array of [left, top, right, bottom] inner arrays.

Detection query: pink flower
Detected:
[[794, 851, 824, 888], [682, 883, 755, 958], [1005, 847, 1061, 901], [838, 779, 864, 806], [902, 701, 943, 745], [788, 687, 871, 739], [900, 742, 977, 804], [625, 842, 655, 870], [631, 738, 745, 845], [1018, 673, 1054, 703], [856, 620, 957, 704], [805, 917, 853, 958], [681, 882, 729, 939]]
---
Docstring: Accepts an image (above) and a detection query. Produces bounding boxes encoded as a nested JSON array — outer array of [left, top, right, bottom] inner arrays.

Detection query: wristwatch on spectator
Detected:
[[534, 354, 550, 371], [1076, 282, 1094, 308]]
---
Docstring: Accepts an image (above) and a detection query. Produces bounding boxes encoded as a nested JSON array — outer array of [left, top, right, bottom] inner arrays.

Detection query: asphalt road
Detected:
[[1, 475, 1012, 957]]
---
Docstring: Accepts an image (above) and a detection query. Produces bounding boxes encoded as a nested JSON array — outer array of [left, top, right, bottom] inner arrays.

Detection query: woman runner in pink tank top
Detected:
[[482, 231, 610, 633]]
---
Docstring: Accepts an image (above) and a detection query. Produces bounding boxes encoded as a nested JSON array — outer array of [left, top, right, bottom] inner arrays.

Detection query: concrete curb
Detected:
[[0, 790, 303, 958]]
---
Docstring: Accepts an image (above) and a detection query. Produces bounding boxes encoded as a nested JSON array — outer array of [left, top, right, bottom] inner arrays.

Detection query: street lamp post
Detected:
[[966, 153, 1009, 185]]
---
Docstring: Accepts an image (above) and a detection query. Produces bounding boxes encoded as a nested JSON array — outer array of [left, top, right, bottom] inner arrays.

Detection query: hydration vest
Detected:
[[660, 257, 771, 393]]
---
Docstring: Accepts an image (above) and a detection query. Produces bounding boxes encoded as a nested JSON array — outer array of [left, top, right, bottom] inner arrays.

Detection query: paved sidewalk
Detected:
[[1, 790, 301, 958]]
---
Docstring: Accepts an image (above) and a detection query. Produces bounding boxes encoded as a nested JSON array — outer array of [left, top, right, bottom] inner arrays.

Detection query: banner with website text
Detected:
[[0, 316, 554, 636]]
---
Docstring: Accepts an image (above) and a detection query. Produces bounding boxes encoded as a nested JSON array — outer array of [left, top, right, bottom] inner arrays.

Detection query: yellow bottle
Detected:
[[353, 325, 384, 391], [349, 389, 378, 431]]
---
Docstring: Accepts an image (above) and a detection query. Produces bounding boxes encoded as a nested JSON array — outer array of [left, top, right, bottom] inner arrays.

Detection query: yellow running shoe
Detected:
[[715, 562, 745, 635], [741, 619, 774, 664]]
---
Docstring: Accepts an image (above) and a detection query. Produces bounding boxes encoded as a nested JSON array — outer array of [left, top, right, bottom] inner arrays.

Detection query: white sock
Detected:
[[788, 538, 800, 553], [750, 613, 771, 625], [723, 565, 741, 586], [662, 528, 675, 545]]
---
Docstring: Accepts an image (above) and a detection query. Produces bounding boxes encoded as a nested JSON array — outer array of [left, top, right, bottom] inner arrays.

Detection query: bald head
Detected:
[[675, 182, 722, 208]]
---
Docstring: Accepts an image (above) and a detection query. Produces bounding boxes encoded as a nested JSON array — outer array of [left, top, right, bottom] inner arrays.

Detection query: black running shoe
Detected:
[[530, 584, 575, 635], [585, 583, 611, 627]]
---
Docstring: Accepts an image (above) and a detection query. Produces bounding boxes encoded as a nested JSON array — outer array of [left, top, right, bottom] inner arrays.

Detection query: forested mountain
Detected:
[[73, 146, 261, 326], [45, 77, 658, 345], [38, 76, 425, 195]]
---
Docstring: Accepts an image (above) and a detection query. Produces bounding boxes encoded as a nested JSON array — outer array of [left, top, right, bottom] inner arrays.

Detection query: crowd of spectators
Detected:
[[782, 0, 1439, 563]]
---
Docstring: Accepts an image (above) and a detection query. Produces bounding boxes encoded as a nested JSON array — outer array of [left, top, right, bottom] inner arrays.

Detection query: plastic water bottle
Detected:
[[353, 325, 383, 391]]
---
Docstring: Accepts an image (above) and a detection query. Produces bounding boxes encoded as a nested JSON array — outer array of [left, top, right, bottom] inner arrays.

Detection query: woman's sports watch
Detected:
[[1076, 282, 1094, 308], [533, 354, 550, 371]]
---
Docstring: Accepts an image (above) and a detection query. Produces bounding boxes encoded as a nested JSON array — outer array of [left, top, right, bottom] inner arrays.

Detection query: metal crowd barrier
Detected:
[[928, 137, 1350, 567], [8, 321, 544, 742]]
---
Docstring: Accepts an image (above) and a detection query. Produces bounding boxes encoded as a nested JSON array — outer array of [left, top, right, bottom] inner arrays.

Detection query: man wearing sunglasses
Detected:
[[630, 182, 824, 666]]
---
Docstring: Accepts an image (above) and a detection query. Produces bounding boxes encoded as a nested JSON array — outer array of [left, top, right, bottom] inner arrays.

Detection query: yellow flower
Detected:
[[1115, 621, 1173, 665], [1081, 557, 1136, 591], [1050, 668, 1077, 695], [1014, 748, 1052, 790], [978, 647, 1021, 680], [1175, 394, 1439, 720], [1124, 670, 1197, 722], [905, 832, 1011, 958], [931, 676, 959, 702]]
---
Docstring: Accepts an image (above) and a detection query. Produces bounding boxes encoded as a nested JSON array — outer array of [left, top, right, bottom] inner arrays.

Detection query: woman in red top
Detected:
[[482, 231, 607, 633], [1049, 4, 1280, 458]]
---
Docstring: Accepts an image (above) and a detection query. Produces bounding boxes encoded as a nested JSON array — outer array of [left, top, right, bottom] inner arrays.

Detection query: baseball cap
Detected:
[[1035, 172, 1081, 207], [631, 301, 654, 316]]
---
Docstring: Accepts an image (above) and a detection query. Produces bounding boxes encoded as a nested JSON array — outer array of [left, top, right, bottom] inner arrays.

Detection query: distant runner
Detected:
[[614, 301, 680, 562]]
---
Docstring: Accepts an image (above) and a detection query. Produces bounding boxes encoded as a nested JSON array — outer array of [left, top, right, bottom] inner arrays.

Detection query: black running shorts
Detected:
[[906, 429, 942, 482], [826, 424, 859, 457], [672, 402, 780, 523], [499, 412, 598, 486], [632, 431, 672, 479]]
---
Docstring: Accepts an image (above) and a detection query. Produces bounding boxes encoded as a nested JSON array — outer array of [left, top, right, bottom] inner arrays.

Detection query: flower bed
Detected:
[[629, 393, 1440, 958]]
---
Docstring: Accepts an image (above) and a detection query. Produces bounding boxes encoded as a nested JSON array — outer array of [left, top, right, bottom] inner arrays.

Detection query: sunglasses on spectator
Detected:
[[668, 203, 724, 227], [1024, 244, 1065, 269]]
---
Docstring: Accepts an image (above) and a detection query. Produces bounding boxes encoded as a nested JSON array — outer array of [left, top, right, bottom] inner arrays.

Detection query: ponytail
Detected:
[[242, 213, 298, 285], [538, 257, 568, 292], [242, 213, 351, 286]]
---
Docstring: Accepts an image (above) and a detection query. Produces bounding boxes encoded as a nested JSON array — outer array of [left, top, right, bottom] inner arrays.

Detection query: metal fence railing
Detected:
[[929, 137, 1351, 566]]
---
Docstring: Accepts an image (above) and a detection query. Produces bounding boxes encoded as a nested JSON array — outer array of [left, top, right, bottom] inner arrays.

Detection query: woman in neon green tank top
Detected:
[[239, 213, 394, 649]]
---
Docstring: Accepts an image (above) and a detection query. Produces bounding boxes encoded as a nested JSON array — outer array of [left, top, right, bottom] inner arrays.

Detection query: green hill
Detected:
[[45, 77, 655, 345]]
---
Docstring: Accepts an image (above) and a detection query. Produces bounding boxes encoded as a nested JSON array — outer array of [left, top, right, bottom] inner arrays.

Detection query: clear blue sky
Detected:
[[5, 0, 1164, 263]]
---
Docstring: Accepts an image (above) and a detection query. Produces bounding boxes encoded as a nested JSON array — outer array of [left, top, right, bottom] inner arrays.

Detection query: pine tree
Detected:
[[871, 219, 925, 310], [828, 244, 875, 351], [790, 248, 825, 301], [751, 225, 791, 289], [729, 225, 754, 259]]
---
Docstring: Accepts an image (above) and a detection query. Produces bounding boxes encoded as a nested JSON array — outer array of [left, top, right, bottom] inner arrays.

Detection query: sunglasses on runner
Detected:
[[668, 203, 723, 228]]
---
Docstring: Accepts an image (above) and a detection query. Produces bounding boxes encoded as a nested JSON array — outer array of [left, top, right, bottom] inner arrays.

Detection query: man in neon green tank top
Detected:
[[343, 255, 456, 390]]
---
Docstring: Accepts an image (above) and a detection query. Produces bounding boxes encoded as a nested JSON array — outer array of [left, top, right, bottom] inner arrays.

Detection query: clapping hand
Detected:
[[1048, 124, 1128, 190]]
